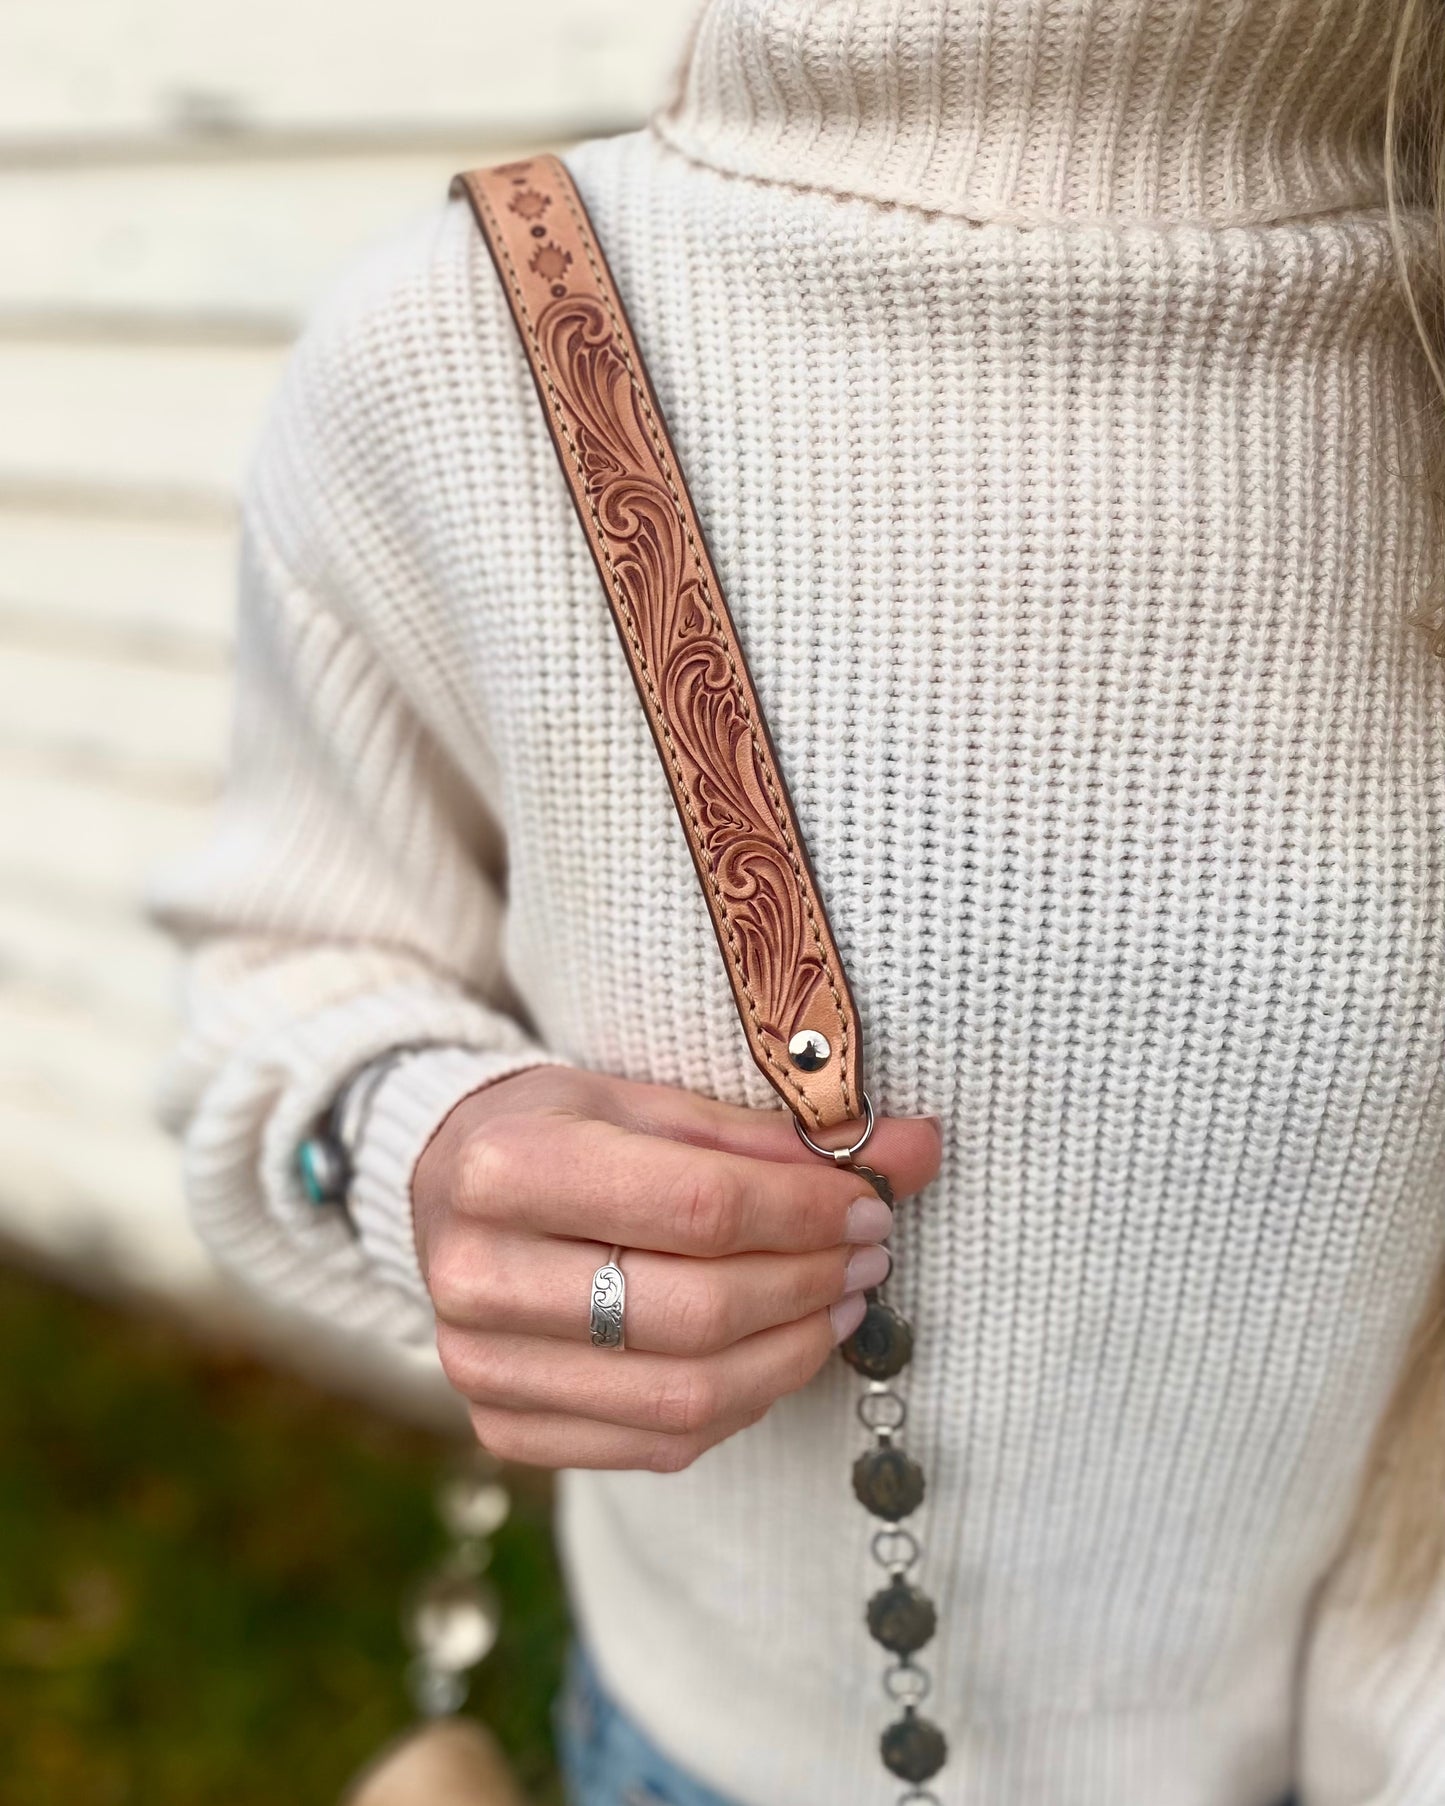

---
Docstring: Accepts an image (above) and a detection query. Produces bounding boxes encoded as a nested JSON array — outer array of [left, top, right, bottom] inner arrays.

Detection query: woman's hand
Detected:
[[412, 1067, 942, 1473]]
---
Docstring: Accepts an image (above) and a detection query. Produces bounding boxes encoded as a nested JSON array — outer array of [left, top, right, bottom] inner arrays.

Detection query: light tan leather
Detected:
[[453, 155, 865, 1132]]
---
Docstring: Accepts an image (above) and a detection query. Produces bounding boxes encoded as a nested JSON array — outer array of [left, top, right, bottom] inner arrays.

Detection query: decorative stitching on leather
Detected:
[[469, 168, 856, 1123]]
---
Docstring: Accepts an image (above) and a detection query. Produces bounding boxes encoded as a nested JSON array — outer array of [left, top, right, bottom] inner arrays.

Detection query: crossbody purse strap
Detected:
[[453, 157, 953, 1800], [452, 155, 865, 1137]]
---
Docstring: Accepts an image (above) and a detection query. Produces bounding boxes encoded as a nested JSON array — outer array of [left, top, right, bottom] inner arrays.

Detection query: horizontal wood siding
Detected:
[[0, 1, 686, 1339], [0, 0, 684, 144]]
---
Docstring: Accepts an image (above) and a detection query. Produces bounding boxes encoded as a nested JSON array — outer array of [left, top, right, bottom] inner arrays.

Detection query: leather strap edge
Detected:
[[451, 156, 865, 1131]]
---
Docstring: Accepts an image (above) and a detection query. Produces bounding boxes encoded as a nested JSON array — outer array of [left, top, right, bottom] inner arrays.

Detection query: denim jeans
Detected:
[[555, 1637, 1300, 1806], [556, 1639, 739, 1806]]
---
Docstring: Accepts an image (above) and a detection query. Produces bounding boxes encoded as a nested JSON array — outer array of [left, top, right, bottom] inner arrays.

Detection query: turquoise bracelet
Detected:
[[295, 1045, 438, 1214], [296, 1131, 348, 1208]]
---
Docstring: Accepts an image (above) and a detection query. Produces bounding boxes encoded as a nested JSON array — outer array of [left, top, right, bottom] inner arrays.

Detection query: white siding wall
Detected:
[[0, 2, 690, 1324]]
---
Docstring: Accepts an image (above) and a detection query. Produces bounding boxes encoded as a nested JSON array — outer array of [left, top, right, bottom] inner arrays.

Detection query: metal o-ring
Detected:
[[884, 1660, 932, 1706], [793, 1091, 876, 1163], [857, 1387, 908, 1435], [870, 1526, 923, 1573]]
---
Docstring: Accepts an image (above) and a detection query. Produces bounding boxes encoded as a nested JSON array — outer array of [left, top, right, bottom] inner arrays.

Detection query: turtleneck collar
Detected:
[[650, 0, 1399, 226]]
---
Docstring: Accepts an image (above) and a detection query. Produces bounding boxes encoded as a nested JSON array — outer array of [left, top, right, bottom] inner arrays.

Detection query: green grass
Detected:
[[0, 1265, 567, 1806]]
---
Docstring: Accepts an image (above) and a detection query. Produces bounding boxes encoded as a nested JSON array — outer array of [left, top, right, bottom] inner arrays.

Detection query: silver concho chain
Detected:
[[796, 1097, 947, 1800]]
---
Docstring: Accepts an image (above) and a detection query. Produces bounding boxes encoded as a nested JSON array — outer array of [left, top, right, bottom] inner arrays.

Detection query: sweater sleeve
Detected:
[[1297, 1515, 1445, 1801], [151, 515, 565, 1342]]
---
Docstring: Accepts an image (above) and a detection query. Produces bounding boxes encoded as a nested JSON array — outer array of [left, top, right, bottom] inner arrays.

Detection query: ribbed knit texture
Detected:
[[654, 0, 1400, 226], [152, 3, 1445, 1801]]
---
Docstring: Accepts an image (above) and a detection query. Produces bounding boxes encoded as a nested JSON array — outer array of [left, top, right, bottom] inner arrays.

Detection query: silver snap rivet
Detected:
[[788, 1029, 831, 1072]]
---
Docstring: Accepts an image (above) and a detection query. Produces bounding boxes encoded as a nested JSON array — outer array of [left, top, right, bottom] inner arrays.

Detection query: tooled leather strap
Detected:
[[452, 154, 864, 1132]]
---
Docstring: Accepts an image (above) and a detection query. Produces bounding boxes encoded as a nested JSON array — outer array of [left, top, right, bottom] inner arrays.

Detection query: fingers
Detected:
[[466, 1400, 767, 1473], [437, 1303, 851, 1436], [429, 1230, 892, 1355], [455, 1114, 896, 1257], [442, 1065, 943, 1204], [610, 1078, 944, 1201]]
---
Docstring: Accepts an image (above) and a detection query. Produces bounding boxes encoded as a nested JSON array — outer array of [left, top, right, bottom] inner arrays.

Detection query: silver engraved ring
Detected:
[[590, 1245, 627, 1350]]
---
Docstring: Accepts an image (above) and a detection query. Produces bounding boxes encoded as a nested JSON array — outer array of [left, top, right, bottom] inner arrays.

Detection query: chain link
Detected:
[[883, 1658, 932, 1705], [857, 1384, 909, 1434], [870, 1525, 923, 1573]]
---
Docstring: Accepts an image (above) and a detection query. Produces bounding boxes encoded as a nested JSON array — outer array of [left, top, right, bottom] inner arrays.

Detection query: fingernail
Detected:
[[844, 1244, 892, 1293], [830, 1290, 867, 1345], [845, 1196, 893, 1243]]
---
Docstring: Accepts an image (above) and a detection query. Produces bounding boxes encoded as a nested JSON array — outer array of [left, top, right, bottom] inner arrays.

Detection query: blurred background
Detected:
[[0, 3, 691, 1799]]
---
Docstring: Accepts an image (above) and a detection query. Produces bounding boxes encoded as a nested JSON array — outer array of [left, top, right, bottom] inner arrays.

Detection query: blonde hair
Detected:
[[1345, 0, 1445, 1605], [1389, 0, 1445, 652]]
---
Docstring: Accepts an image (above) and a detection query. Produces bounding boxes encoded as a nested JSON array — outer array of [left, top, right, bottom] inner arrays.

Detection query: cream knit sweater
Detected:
[[153, 2, 1445, 1800]]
